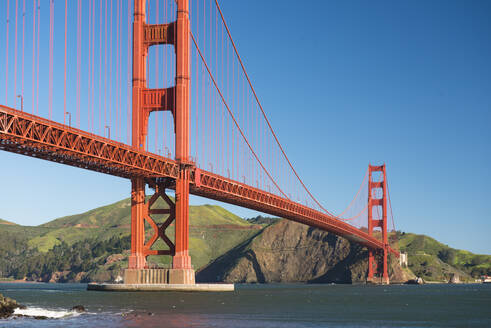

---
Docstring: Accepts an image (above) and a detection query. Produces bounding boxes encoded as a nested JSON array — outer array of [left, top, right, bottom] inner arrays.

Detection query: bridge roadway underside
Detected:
[[0, 105, 398, 256]]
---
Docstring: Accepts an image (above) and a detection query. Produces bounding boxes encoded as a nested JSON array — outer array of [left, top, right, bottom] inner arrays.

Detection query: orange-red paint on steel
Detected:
[[128, 0, 193, 270], [367, 164, 390, 284], [0, 104, 399, 258], [0, 104, 180, 179]]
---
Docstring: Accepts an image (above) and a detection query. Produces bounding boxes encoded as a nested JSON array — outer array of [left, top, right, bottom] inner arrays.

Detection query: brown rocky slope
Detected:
[[197, 220, 413, 284]]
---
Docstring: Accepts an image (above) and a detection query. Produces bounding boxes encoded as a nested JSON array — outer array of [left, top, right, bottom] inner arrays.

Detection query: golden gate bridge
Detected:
[[1, 0, 399, 285]]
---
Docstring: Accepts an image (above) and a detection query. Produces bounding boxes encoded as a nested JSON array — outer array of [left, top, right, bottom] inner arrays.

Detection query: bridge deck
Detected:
[[0, 105, 398, 256]]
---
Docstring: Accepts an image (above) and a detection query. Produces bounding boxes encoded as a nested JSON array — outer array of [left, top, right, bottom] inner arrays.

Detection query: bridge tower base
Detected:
[[126, 0, 194, 285], [125, 179, 195, 285], [367, 164, 390, 285]]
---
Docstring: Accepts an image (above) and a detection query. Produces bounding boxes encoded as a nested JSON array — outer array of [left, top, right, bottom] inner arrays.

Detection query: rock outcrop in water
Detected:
[[72, 305, 86, 313], [197, 220, 413, 284], [0, 293, 23, 319]]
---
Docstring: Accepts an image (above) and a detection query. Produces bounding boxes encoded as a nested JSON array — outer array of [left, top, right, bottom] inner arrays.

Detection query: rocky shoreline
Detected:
[[0, 293, 24, 319], [0, 293, 86, 320]]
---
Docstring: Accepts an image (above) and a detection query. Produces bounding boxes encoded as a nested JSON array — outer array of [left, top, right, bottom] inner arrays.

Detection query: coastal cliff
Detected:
[[197, 220, 413, 283]]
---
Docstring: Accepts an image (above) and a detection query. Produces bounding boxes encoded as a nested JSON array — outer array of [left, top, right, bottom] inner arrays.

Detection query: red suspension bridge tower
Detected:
[[367, 164, 390, 284], [126, 0, 194, 284]]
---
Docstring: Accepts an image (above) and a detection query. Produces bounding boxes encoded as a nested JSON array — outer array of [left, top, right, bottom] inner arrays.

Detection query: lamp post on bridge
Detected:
[[17, 95, 23, 112], [65, 112, 71, 127], [105, 125, 111, 139]]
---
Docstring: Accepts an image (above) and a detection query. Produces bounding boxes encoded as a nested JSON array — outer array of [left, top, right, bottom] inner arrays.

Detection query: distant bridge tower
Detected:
[[126, 0, 194, 284], [367, 164, 389, 284]]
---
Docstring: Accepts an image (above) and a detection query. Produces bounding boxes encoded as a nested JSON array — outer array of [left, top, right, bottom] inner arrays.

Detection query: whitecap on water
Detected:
[[13, 307, 82, 319]]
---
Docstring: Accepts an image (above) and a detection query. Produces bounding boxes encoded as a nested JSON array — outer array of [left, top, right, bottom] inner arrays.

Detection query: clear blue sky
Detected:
[[0, 1, 490, 254]]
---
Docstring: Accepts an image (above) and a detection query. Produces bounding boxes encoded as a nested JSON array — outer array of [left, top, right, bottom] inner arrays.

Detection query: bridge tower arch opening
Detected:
[[126, 0, 194, 284]]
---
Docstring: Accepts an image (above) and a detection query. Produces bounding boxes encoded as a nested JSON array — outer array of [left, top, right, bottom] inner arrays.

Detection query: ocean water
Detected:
[[0, 282, 490, 327]]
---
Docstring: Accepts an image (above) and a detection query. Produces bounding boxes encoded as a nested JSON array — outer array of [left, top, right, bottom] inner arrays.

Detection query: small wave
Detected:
[[13, 307, 82, 319]]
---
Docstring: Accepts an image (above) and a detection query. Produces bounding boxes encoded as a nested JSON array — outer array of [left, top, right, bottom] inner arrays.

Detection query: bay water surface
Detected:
[[1, 282, 490, 327]]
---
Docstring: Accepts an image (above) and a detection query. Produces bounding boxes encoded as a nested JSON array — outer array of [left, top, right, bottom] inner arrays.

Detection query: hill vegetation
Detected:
[[0, 200, 489, 283], [246, 215, 280, 226], [397, 232, 491, 281], [0, 198, 261, 282], [0, 219, 16, 225]]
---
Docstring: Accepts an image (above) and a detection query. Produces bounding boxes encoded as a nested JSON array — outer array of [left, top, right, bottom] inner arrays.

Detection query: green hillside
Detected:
[[0, 198, 262, 282], [27, 198, 255, 254], [398, 232, 491, 281]]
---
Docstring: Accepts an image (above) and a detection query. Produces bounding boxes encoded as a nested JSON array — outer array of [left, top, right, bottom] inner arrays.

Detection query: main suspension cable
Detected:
[[213, 0, 336, 217], [191, 31, 288, 199]]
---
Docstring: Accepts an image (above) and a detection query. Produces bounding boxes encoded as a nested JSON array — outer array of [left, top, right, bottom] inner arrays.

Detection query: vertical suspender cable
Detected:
[[92, 0, 96, 133], [119, 0, 123, 140], [31, 0, 35, 113], [21, 0, 25, 110], [226, 27, 229, 176], [248, 77, 251, 185], [64, 0, 67, 124], [209, 0, 212, 168], [221, 15, 224, 174], [201, 0, 205, 165], [127, 0, 131, 144], [36, 0, 40, 115], [113, 0, 116, 138], [87, 0, 92, 130], [194, 1, 199, 165], [165, 0, 169, 155], [207, 0, 210, 169], [231, 47, 234, 179], [116, 0, 120, 140], [88, 0, 91, 131], [155, 0, 159, 153], [242, 63, 245, 182], [76, 0, 80, 127], [215, 6, 218, 172], [165, 0, 170, 155], [14, 0, 18, 107], [48, 0, 54, 119], [104, 0, 107, 133], [109, 0, 113, 139], [119, 0, 122, 140], [173, 0, 176, 156], [5, 0, 10, 105], [90, 0, 94, 132], [172, 0, 176, 156], [100, 0, 103, 134]]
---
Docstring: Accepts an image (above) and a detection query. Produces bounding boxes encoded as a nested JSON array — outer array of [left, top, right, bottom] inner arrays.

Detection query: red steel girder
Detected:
[[0, 105, 179, 180], [0, 104, 398, 256], [190, 169, 399, 256]]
